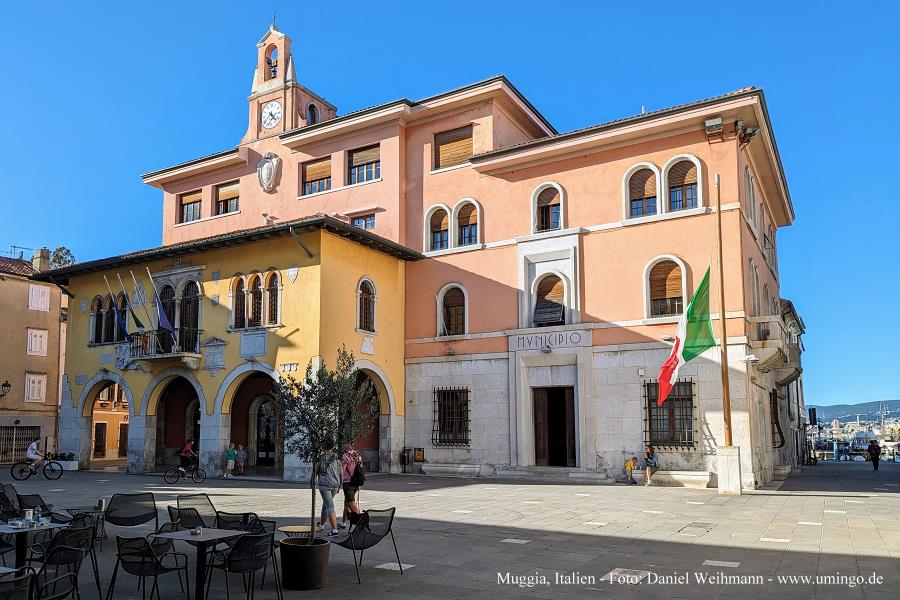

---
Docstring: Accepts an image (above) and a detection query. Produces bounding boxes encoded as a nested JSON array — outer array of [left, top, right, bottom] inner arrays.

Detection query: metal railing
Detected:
[[128, 328, 203, 359]]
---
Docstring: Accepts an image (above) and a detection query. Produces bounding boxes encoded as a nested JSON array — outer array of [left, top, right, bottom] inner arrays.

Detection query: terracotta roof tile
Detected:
[[0, 256, 35, 277]]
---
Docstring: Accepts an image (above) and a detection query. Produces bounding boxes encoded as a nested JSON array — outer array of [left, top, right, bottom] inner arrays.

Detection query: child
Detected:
[[235, 444, 247, 476], [224, 442, 236, 478], [624, 456, 638, 485]]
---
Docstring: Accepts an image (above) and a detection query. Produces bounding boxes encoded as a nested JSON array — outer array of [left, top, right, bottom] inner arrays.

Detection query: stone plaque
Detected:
[[360, 336, 374, 355], [99, 353, 114, 364], [287, 267, 299, 283], [201, 337, 227, 375], [80, 299, 88, 313], [75, 373, 88, 385], [509, 329, 592, 352], [240, 330, 267, 359]]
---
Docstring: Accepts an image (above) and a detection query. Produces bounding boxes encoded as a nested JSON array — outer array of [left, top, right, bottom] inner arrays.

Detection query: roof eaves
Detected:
[[141, 147, 240, 181]]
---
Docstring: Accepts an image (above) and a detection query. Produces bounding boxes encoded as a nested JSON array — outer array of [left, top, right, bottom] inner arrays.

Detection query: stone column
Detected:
[[382, 413, 404, 473], [58, 376, 91, 468], [199, 411, 230, 478], [127, 415, 156, 474], [717, 446, 742, 495]]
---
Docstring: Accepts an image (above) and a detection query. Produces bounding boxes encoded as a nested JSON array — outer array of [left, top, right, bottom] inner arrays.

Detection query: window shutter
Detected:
[[181, 190, 202, 204], [430, 210, 449, 232], [537, 187, 560, 207], [668, 161, 697, 186], [434, 125, 473, 169], [533, 276, 565, 325], [443, 287, 464, 309], [216, 182, 240, 200], [457, 203, 477, 226], [349, 145, 380, 167], [649, 261, 682, 300], [629, 169, 657, 199], [302, 158, 331, 182]]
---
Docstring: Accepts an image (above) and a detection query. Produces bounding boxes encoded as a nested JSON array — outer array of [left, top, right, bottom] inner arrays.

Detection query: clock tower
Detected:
[[242, 25, 337, 143]]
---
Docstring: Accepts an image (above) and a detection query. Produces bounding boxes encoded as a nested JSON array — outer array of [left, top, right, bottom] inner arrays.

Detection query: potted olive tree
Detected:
[[273, 346, 378, 590]]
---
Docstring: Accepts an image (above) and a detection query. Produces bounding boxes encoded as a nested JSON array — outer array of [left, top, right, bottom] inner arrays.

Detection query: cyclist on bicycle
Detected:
[[178, 438, 196, 472], [26, 437, 43, 468]]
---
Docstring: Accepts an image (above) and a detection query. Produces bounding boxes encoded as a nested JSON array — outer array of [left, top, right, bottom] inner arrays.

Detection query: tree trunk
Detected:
[[309, 461, 318, 545]]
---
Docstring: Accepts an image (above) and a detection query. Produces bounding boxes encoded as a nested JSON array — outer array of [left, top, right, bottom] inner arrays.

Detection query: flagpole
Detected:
[[714, 172, 734, 447], [129, 271, 155, 328], [116, 273, 143, 330]]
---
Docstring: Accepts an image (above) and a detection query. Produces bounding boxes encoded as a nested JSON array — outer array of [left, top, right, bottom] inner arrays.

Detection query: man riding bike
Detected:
[[178, 438, 196, 472], [25, 437, 43, 468]]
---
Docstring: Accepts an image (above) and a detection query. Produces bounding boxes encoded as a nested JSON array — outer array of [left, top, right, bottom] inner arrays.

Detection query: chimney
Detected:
[[31, 247, 50, 272]]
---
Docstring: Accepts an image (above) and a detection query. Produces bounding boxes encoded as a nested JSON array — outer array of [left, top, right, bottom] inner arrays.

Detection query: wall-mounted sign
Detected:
[[509, 330, 591, 352]]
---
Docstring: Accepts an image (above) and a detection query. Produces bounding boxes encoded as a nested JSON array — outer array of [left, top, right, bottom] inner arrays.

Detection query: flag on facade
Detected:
[[103, 275, 132, 342], [656, 266, 716, 406], [145, 267, 175, 336], [116, 273, 145, 329]]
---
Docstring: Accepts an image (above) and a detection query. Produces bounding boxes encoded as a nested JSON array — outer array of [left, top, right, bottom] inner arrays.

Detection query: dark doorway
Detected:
[[118, 423, 128, 458], [93, 423, 107, 458], [354, 372, 381, 473], [256, 403, 276, 467], [533, 387, 576, 467]]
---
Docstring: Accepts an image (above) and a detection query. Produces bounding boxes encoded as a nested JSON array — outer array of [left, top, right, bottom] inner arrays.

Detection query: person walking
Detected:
[[868, 440, 882, 472], [316, 449, 343, 537], [644, 445, 660, 486], [341, 445, 364, 527], [235, 444, 247, 476], [224, 442, 236, 478], [624, 455, 638, 485]]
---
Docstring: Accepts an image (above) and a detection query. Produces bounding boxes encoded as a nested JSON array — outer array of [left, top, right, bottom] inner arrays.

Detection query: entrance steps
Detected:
[[493, 465, 615, 484]]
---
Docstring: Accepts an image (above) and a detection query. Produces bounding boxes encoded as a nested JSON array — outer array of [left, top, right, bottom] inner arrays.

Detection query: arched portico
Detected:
[[355, 360, 402, 473], [61, 372, 135, 469]]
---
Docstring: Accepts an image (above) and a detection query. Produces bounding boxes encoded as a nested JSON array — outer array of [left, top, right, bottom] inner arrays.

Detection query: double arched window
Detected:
[[424, 199, 482, 252], [231, 270, 281, 329], [437, 284, 467, 336], [625, 156, 703, 219], [645, 258, 685, 318], [179, 281, 200, 351], [532, 274, 566, 327], [357, 278, 376, 332], [89, 293, 132, 344]]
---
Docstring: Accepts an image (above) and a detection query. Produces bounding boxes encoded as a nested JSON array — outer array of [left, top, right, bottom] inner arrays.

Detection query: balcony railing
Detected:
[[128, 328, 203, 360]]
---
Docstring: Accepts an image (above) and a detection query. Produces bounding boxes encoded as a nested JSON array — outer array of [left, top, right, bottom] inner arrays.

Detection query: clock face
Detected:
[[261, 101, 283, 129]]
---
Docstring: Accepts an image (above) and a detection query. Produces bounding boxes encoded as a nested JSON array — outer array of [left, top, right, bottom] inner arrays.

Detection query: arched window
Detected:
[[307, 104, 319, 125], [158, 285, 176, 353], [233, 278, 246, 329], [536, 187, 561, 232], [457, 203, 478, 246], [667, 160, 698, 212], [358, 279, 375, 332], [763, 283, 770, 317], [440, 286, 466, 336], [265, 45, 278, 79], [248, 275, 263, 327], [114, 293, 128, 342], [749, 260, 761, 317], [102, 295, 116, 344], [266, 272, 280, 325], [179, 281, 200, 352], [429, 209, 449, 251], [629, 169, 657, 218], [744, 167, 757, 225], [648, 260, 684, 317], [90, 296, 104, 344], [533, 275, 565, 327]]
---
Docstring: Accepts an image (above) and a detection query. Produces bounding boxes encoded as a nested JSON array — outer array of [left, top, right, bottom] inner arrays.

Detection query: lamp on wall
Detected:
[[0, 380, 10, 400]]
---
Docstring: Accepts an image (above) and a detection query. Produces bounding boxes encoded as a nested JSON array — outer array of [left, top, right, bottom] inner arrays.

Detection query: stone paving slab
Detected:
[[1, 461, 899, 598]]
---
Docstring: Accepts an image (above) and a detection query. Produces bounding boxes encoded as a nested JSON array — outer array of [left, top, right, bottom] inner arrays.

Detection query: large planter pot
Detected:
[[280, 537, 331, 590], [57, 461, 79, 471]]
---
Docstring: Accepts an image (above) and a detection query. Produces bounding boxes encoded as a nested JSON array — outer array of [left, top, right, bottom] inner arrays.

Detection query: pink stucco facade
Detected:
[[142, 25, 804, 488]]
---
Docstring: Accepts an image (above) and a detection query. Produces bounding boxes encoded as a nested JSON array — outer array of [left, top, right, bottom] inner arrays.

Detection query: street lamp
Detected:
[[0, 381, 10, 399]]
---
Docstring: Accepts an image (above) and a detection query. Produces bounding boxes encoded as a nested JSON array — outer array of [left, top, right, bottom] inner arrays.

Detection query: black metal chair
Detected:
[[31, 545, 87, 600], [328, 508, 402, 584], [245, 516, 281, 598], [106, 535, 189, 600], [176, 494, 217, 528], [0, 567, 33, 600], [167, 506, 204, 530], [204, 532, 277, 600], [15, 495, 70, 523], [105, 493, 159, 534], [27, 523, 101, 597], [0, 485, 20, 515], [214, 511, 249, 532]]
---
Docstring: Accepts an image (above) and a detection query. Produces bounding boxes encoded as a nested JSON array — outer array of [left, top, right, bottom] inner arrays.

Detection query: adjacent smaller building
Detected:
[[0, 249, 66, 461]]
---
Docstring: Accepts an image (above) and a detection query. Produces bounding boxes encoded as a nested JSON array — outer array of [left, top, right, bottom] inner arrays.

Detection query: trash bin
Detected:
[[400, 448, 412, 473]]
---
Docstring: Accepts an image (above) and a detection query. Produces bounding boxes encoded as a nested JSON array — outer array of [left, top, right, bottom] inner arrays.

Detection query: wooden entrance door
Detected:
[[118, 423, 128, 457], [93, 423, 107, 458], [533, 387, 576, 467], [533, 389, 549, 466]]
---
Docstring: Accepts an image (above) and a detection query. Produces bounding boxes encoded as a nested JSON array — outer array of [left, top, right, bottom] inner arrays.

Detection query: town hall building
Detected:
[[40, 24, 805, 489]]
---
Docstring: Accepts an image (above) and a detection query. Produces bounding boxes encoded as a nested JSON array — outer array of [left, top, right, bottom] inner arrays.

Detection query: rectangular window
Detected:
[[214, 182, 240, 215], [432, 387, 470, 447], [25, 373, 47, 403], [301, 158, 332, 195], [348, 145, 380, 185], [433, 125, 473, 170], [459, 223, 478, 246], [770, 390, 784, 448], [352, 214, 375, 230], [430, 229, 448, 251], [538, 204, 560, 231], [26, 328, 48, 356], [644, 379, 695, 447], [178, 190, 202, 223], [630, 196, 657, 218], [28, 284, 50, 311]]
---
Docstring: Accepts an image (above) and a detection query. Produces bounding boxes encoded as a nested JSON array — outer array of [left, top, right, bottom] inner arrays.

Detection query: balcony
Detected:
[[748, 316, 789, 373], [126, 328, 203, 369]]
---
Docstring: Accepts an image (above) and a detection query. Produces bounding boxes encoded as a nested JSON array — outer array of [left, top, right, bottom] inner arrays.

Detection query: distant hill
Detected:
[[808, 400, 900, 423]]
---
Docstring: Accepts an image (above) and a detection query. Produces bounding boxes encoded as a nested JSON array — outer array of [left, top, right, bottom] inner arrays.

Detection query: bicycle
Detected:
[[164, 462, 207, 484], [11, 456, 64, 481]]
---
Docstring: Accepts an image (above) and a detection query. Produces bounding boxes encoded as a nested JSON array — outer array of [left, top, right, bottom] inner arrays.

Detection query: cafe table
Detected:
[[151, 527, 245, 600], [0, 522, 68, 568]]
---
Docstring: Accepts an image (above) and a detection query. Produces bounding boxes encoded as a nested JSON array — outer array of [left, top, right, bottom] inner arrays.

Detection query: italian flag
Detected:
[[657, 266, 716, 406]]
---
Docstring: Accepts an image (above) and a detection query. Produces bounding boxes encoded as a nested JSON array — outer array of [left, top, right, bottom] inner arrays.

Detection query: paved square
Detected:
[[3, 461, 900, 599]]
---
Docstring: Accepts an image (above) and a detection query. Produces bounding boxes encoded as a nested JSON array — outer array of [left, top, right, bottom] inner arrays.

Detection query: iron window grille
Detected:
[[432, 387, 470, 447], [0, 426, 41, 463], [643, 378, 696, 448]]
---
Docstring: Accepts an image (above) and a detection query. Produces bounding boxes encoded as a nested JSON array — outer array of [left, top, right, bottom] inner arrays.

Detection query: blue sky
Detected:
[[1, 2, 897, 406]]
